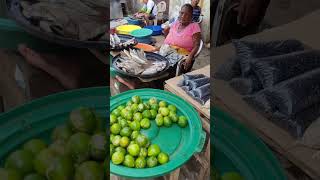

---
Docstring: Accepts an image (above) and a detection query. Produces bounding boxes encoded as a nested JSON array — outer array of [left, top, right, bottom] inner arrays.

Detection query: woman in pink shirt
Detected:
[[163, 4, 201, 72]]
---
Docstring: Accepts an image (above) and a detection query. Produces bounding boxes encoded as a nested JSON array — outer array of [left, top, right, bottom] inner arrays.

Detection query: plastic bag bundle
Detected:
[[252, 50, 320, 88], [230, 74, 263, 95], [214, 57, 241, 81], [243, 89, 275, 118], [264, 68, 320, 116], [178, 74, 210, 105], [233, 39, 304, 76], [187, 77, 210, 90]]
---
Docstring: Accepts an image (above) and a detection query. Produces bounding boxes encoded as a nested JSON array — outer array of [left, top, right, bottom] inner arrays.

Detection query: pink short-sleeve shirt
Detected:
[[164, 21, 201, 52]]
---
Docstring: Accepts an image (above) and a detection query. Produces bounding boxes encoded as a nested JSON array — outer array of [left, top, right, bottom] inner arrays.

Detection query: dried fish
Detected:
[[251, 50, 320, 88]]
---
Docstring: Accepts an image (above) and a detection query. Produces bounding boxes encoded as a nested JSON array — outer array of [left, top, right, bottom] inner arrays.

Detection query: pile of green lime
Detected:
[[0, 107, 106, 180], [110, 96, 188, 168], [211, 167, 244, 180]]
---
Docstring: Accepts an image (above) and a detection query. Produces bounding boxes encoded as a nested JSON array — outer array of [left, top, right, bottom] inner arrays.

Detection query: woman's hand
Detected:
[[182, 56, 194, 71]]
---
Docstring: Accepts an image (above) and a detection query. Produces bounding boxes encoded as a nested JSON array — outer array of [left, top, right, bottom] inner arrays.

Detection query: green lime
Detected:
[[155, 116, 164, 127], [66, 133, 91, 163], [160, 108, 170, 116], [126, 100, 133, 107], [118, 118, 128, 128], [135, 134, 149, 147], [120, 127, 132, 137], [33, 149, 56, 176], [158, 107, 163, 114], [93, 113, 106, 133], [149, 109, 157, 119], [148, 144, 161, 157], [48, 140, 67, 156], [168, 105, 177, 113], [0, 168, 22, 180], [142, 110, 151, 119], [120, 136, 130, 148], [178, 116, 188, 128], [158, 152, 169, 164], [131, 104, 139, 112], [163, 117, 172, 127], [24, 173, 45, 180], [125, 111, 133, 121], [5, 150, 34, 176], [150, 104, 159, 111], [135, 157, 146, 168], [69, 107, 96, 134], [89, 133, 107, 161], [159, 101, 167, 107], [133, 112, 143, 121], [51, 125, 73, 142], [125, 105, 133, 113], [131, 131, 140, 140], [112, 109, 121, 117], [110, 134, 115, 142], [221, 172, 244, 180], [120, 109, 129, 118], [123, 155, 135, 168], [147, 157, 158, 168], [115, 147, 126, 155], [112, 152, 125, 165], [110, 114, 117, 125], [140, 118, 151, 129], [137, 103, 145, 112], [129, 120, 141, 131], [169, 113, 179, 123], [132, 96, 141, 104], [156, 114, 163, 119], [148, 97, 158, 105], [139, 148, 148, 158], [112, 135, 121, 146], [47, 155, 74, 180], [23, 139, 47, 155], [110, 123, 121, 135], [129, 140, 136, 146], [127, 144, 140, 157], [143, 102, 150, 110], [117, 105, 125, 111], [75, 161, 104, 180]]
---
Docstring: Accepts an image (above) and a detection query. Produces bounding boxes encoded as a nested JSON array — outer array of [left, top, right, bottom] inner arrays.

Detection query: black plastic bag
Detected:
[[230, 74, 262, 95]]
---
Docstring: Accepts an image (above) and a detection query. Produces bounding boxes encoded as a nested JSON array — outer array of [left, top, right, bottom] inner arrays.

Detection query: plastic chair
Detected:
[[154, 1, 166, 25], [175, 39, 204, 76]]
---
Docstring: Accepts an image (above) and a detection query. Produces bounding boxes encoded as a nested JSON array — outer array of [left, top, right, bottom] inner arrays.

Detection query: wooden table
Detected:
[[164, 65, 210, 180], [213, 10, 320, 179]]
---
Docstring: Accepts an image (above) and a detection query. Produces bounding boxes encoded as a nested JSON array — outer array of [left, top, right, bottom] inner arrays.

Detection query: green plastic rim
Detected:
[[211, 107, 286, 180], [110, 88, 205, 179], [0, 87, 109, 163]]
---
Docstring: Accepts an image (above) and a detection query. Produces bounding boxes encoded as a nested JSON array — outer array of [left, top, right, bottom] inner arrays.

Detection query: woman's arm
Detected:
[[163, 27, 170, 37], [182, 32, 201, 71]]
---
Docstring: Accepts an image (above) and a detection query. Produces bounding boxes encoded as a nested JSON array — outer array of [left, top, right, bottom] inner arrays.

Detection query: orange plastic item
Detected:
[[134, 43, 157, 52]]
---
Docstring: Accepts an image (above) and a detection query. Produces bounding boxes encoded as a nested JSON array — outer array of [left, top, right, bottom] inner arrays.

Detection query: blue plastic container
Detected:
[[126, 17, 143, 26], [130, 28, 153, 44], [145, 25, 162, 36]]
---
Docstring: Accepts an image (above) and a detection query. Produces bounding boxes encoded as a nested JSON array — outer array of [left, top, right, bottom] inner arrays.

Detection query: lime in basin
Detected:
[[211, 108, 286, 180], [0, 87, 108, 173], [110, 89, 206, 179]]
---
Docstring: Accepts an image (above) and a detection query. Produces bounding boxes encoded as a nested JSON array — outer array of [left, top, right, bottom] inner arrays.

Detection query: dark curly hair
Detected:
[[182, 3, 193, 14]]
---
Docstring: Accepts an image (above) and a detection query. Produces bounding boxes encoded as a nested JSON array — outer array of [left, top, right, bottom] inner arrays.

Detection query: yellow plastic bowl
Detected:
[[116, 25, 141, 35]]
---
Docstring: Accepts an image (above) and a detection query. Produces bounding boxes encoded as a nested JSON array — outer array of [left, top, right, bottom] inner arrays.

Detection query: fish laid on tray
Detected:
[[110, 34, 136, 49], [115, 49, 167, 76], [19, 0, 106, 41]]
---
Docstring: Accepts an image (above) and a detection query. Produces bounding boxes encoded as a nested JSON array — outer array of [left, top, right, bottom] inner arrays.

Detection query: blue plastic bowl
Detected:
[[125, 17, 143, 25], [145, 25, 163, 36]]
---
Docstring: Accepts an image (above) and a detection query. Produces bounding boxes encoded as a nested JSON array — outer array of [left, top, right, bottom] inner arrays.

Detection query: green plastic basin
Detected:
[[110, 89, 206, 179], [0, 87, 108, 164], [211, 108, 286, 180]]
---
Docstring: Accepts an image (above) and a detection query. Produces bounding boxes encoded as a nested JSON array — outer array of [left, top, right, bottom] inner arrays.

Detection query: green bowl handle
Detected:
[[195, 130, 206, 153]]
